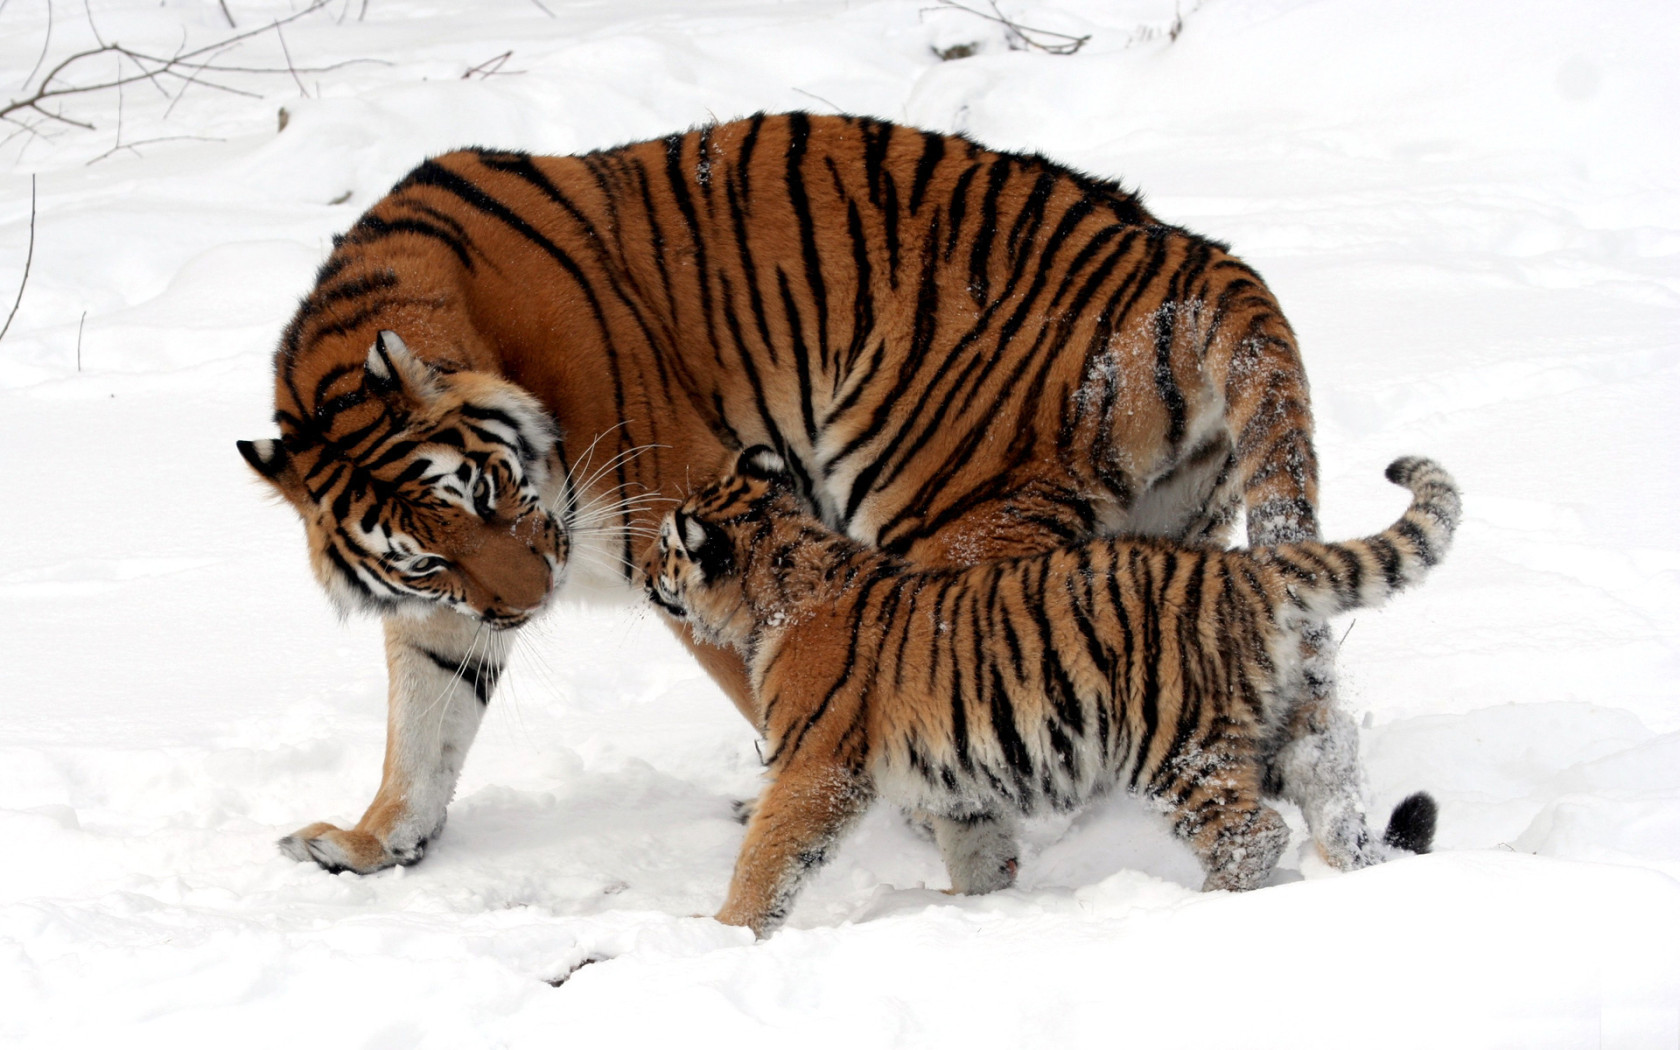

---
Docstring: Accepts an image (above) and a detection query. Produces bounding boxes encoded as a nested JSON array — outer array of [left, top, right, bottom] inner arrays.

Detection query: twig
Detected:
[[1, 0, 374, 131], [83, 0, 108, 48], [925, 0, 1090, 56], [23, 0, 54, 92], [1118, 1, 1202, 47], [274, 20, 308, 97], [462, 51, 521, 80], [76, 310, 85, 370], [525, 0, 556, 17], [792, 87, 843, 113], [218, 0, 237, 29], [86, 133, 227, 165], [0, 174, 37, 346], [112, 49, 124, 152]]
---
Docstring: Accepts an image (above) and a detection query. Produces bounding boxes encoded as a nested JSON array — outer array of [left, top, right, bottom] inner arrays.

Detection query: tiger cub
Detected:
[[646, 446, 1456, 935]]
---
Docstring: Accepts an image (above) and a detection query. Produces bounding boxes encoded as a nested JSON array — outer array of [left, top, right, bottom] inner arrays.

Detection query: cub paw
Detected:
[[277, 822, 427, 874]]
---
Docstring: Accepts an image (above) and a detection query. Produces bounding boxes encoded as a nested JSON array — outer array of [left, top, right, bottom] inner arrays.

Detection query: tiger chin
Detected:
[[239, 330, 572, 873], [647, 447, 1455, 937]]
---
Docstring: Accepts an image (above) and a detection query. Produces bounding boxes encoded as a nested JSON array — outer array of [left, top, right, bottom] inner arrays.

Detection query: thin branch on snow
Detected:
[[791, 87, 843, 113], [83, 0, 109, 49], [924, 0, 1090, 56], [23, 0, 54, 91], [0, 174, 36, 346], [86, 134, 227, 166], [1, 0, 382, 135], [274, 20, 309, 98], [462, 51, 523, 80]]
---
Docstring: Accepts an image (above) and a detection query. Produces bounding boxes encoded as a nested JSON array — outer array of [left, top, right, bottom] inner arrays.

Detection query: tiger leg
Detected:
[[716, 760, 874, 937], [891, 487, 1087, 895], [279, 608, 508, 874], [1159, 748, 1288, 892], [1225, 360, 1380, 870], [1270, 637, 1379, 870], [931, 810, 1020, 895]]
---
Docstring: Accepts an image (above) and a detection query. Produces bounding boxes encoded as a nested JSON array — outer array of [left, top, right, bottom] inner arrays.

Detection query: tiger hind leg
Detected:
[[1195, 805, 1291, 892], [1270, 622, 1382, 871], [1161, 751, 1288, 892], [931, 809, 1020, 895]]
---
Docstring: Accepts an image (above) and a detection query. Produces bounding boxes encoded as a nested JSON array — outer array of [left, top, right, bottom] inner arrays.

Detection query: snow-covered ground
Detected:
[[2, 0, 1678, 1045]]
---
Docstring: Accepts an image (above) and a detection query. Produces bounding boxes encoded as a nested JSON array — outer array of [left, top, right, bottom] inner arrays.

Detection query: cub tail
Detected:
[[1264, 456, 1461, 620], [1381, 790, 1438, 855]]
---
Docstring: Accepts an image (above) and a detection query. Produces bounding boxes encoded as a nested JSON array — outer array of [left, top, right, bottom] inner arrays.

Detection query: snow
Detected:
[[2, 0, 1677, 1045]]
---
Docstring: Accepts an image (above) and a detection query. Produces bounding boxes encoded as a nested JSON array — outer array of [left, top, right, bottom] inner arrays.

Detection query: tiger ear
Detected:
[[736, 444, 787, 481], [364, 330, 440, 401], [683, 515, 708, 551], [237, 438, 311, 507]]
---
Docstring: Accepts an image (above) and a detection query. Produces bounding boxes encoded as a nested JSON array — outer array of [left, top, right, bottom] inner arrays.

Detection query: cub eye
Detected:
[[405, 555, 450, 577]]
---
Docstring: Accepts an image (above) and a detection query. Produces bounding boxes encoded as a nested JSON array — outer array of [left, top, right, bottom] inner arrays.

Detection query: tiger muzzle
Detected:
[[458, 511, 562, 627]]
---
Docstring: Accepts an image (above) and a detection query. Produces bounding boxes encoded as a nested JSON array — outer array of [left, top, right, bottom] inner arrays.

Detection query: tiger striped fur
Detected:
[[647, 448, 1456, 935], [240, 112, 1346, 880]]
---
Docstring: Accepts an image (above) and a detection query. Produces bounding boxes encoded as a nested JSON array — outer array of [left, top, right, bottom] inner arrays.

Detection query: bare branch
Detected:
[[462, 51, 522, 80], [83, 0, 109, 49], [1, 0, 354, 131], [86, 133, 227, 166], [218, 0, 237, 30], [23, 0, 55, 92], [274, 20, 308, 97], [0, 175, 37, 346], [791, 87, 843, 113], [925, 0, 1091, 56]]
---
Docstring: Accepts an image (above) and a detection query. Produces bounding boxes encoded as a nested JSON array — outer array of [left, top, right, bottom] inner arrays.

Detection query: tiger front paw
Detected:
[[277, 821, 427, 874]]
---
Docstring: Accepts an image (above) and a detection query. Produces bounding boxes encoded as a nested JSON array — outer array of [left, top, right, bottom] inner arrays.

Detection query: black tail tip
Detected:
[[1385, 457, 1421, 485], [1382, 791, 1437, 855]]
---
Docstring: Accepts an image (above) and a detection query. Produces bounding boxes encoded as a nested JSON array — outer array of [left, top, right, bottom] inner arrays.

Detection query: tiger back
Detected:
[[646, 447, 1457, 935]]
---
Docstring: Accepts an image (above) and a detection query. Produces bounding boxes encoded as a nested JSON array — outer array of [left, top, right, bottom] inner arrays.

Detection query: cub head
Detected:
[[644, 445, 797, 649], [239, 330, 570, 629]]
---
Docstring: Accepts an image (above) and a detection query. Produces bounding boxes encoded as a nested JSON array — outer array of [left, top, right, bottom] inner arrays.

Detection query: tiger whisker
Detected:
[[573, 490, 677, 515], [563, 421, 631, 490], [420, 620, 487, 750], [568, 511, 665, 532], [570, 441, 666, 500]]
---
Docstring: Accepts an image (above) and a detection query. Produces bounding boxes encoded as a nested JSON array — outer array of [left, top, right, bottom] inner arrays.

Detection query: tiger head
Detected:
[[644, 445, 804, 650], [239, 331, 570, 629]]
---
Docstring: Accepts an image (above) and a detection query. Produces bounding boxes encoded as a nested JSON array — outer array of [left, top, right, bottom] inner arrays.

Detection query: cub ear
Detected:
[[683, 515, 708, 551], [237, 438, 310, 507], [364, 330, 440, 401], [735, 444, 787, 481]]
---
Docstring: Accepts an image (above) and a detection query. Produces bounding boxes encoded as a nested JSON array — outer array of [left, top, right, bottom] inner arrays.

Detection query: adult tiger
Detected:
[[644, 447, 1453, 935], [240, 112, 1356, 881]]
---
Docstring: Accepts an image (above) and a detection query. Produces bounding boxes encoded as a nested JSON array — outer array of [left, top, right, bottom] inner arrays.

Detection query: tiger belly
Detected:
[[869, 687, 1122, 822]]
